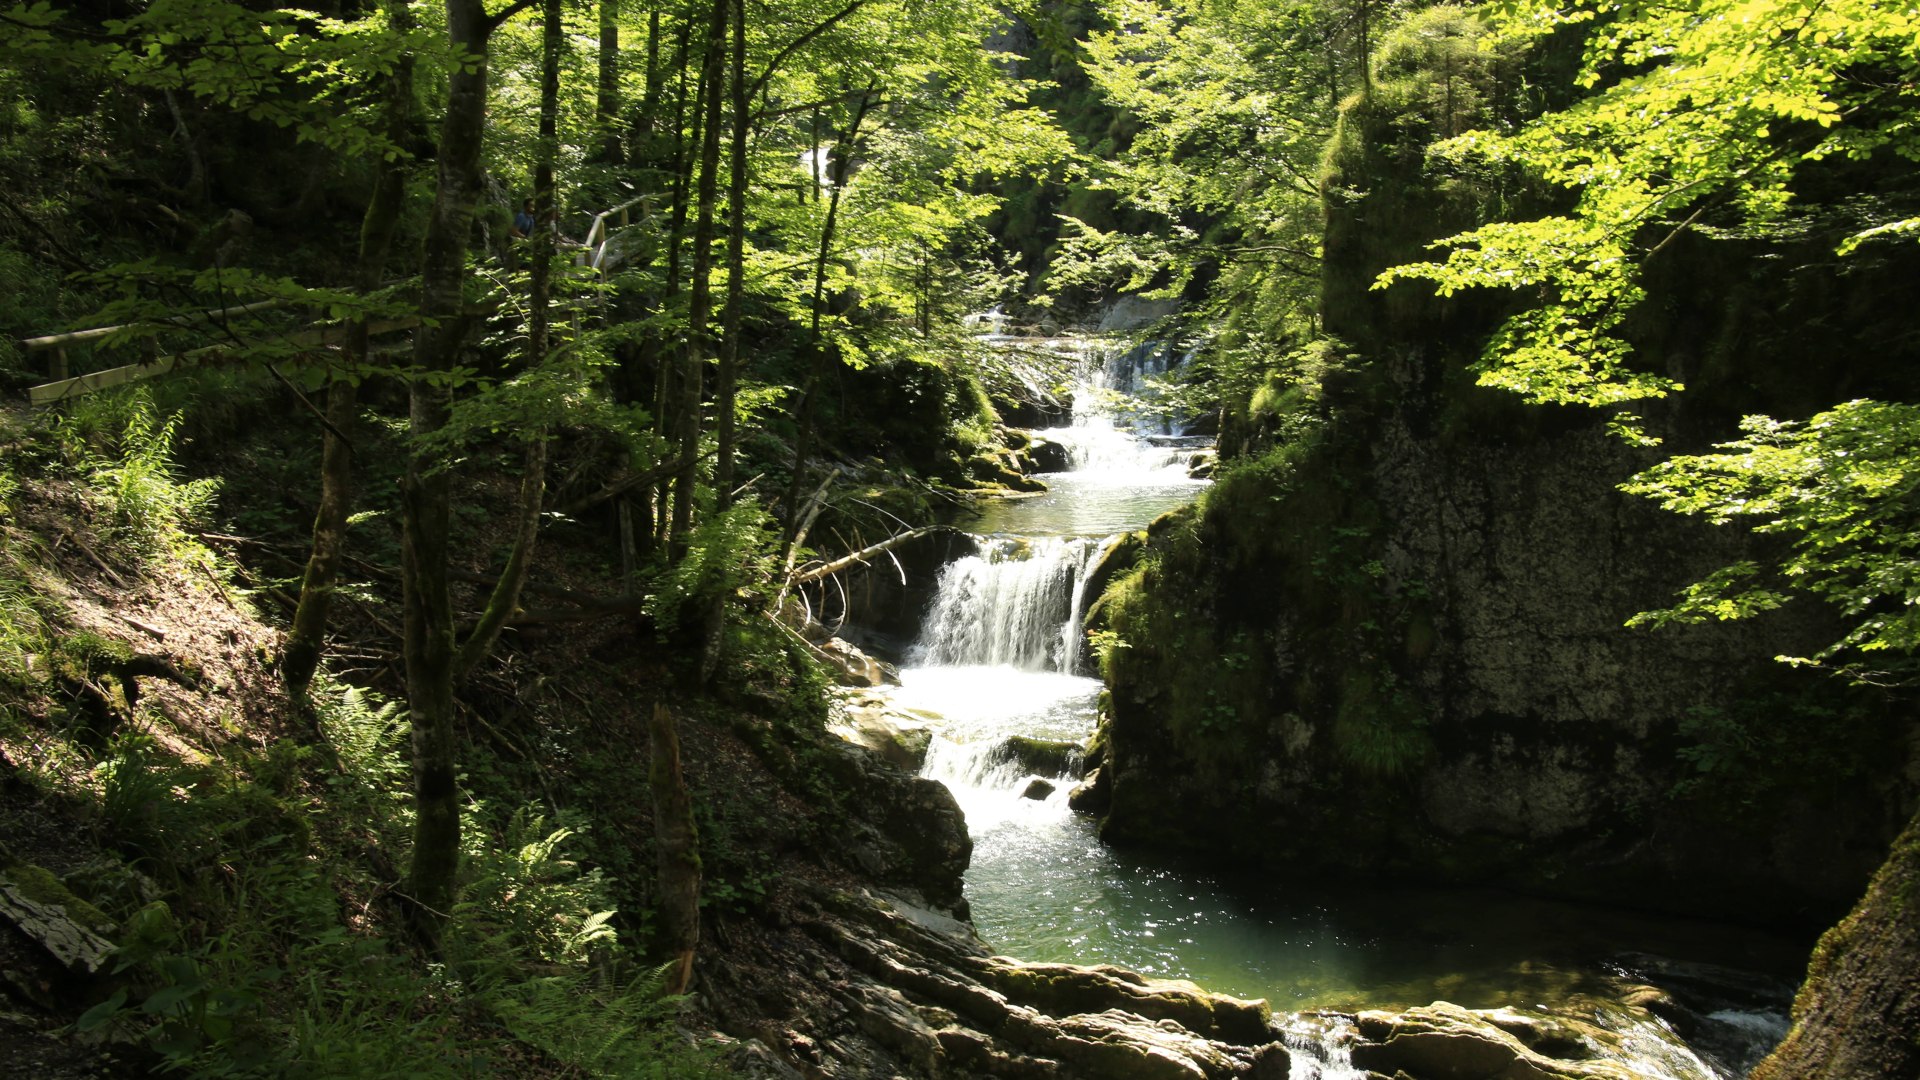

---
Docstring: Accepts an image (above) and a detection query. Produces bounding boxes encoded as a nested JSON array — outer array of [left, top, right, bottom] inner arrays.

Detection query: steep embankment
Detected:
[[1083, 30, 1920, 927]]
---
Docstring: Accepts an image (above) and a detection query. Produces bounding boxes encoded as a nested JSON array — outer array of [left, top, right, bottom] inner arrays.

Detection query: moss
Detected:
[[997, 736, 1082, 778], [1, 862, 117, 934]]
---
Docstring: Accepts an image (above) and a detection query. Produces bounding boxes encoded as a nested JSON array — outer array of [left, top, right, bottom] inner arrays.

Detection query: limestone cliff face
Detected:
[[1092, 52, 1919, 927]]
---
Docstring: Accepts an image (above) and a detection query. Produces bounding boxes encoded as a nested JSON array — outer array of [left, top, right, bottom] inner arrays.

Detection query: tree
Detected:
[[400, 0, 541, 939]]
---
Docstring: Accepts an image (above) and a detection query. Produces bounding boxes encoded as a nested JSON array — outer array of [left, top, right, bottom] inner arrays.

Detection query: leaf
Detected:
[[75, 989, 130, 1033]]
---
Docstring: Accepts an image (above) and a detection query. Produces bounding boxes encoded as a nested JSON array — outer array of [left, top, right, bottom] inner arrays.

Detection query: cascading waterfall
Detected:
[[911, 535, 1104, 673]]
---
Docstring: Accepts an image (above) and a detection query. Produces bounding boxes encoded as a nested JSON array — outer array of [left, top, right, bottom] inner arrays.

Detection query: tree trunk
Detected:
[[442, 0, 561, 675], [1751, 807, 1920, 1080], [283, 0, 414, 699], [668, 0, 728, 556], [713, 0, 748, 508], [781, 84, 877, 544], [401, 0, 500, 939], [595, 0, 621, 163], [648, 700, 700, 994]]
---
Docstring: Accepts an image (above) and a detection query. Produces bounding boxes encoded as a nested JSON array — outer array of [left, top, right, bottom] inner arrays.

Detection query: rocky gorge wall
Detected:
[[1083, 36, 1920, 930]]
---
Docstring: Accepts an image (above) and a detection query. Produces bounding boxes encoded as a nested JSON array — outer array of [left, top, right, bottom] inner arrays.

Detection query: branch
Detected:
[[746, 0, 870, 101], [789, 526, 946, 585], [486, 0, 540, 31]]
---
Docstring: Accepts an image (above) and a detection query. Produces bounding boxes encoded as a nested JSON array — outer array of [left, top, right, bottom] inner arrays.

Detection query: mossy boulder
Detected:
[[993, 735, 1081, 779]]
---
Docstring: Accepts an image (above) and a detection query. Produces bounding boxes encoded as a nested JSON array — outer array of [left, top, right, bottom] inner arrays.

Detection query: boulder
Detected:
[[816, 638, 901, 688], [1025, 436, 1073, 474], [996, 736, 1082, 779], [1068, 767, 1111, 816], [1021, 778, 1057, 801], [1350, 1002, 1647, 1080]]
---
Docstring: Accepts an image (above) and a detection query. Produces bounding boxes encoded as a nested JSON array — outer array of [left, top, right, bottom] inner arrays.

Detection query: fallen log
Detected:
[[789, 526, 947, 586]]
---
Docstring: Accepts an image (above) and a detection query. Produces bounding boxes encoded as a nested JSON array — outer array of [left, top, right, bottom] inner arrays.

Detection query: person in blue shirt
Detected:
[[511, 198, 535, 239]]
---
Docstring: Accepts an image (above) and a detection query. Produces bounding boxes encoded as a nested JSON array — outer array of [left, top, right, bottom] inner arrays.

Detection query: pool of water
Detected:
[[963, 471, 1209, 537]]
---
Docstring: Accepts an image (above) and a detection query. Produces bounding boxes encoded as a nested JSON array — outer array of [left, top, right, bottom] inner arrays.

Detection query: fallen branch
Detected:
[[789, 526, 946, 586]]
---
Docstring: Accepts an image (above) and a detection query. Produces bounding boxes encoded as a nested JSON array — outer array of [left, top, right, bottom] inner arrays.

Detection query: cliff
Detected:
[[1087, 21, 1920, 928]]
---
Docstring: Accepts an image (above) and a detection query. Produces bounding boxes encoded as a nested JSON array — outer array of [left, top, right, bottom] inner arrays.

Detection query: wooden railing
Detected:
[[577, 195, 651, 275], [17, 194, 649, 405]]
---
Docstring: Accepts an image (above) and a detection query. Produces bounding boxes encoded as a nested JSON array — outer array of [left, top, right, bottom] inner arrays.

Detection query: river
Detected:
[[853, 338, 1803, 1078]]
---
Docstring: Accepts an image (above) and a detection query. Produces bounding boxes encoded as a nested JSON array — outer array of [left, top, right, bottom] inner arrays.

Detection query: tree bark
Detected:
[[1751, 807, 1920, 1080], [648, 700, 700, 994], [401, 0, 501, 939], [594, 0, 621, 163], [283, 0, 415, 699], [668, 0, 728, 555]]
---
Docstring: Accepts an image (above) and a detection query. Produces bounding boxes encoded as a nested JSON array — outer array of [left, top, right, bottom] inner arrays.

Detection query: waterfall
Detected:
[[911, 536, 1103, 673]]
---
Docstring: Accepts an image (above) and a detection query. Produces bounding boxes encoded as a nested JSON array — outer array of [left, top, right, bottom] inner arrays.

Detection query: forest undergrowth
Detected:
[[0, 386, 764, 1078]]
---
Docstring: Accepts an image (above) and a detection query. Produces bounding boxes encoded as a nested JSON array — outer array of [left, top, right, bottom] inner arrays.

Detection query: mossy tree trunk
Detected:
[[402, 0, 533, 939], [667, 0, 727, 557], [649, 700, 700, 993], [283, 0, 415, 700], [1751, 806, 1920, 1080]]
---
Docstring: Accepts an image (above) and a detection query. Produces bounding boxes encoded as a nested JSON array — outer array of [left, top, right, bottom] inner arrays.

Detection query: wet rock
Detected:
[[1080, 531, 1146, 636], [996, 736, 1083, 778], [1025, 436, 1073, 474], [1351, 1002, 1647, 1080], [1068, 767, 1111, 816], [1022, 778, 1057, 801], [980, 959, 1273, 1046]]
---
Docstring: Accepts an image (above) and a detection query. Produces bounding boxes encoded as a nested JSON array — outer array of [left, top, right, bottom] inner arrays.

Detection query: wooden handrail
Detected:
[[579, 194, 652, 273], [16, 299, 290, 352]]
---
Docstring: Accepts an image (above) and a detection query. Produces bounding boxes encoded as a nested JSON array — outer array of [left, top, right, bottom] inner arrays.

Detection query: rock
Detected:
[[980, 958, 1273, 1046], [1079, 531, 1146, 638], [1350, 1002, 1646, 1080], [1068, 767, 1111, 816], [1021, 778, 1056, 801], [1186, 451, 1216, 480], [1025, 436, 1073, 474], [996, 736, 1082, 778], [831, 690, 937, 771], [815, 637, 901, 688], [0, 865, 117, 977]]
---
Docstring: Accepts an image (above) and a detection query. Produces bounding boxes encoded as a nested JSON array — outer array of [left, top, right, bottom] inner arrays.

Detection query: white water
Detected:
[[911, 537, 1105, 673]]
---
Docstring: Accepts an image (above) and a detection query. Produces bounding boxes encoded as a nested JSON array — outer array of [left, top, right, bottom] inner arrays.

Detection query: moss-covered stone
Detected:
[[994, 736, 1081, 779], [1, 863, 116, 935], [1751, 809, 1920, 1080]]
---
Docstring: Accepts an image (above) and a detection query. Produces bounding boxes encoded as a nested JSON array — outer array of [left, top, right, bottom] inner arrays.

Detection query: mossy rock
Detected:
[[993, 736, 1082, 779], [1, 863, 117, 935]]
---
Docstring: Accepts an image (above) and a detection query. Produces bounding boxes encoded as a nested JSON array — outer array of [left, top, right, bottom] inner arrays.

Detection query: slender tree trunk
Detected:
[[668, 0, 728, 555], [696, 0, 752, 682], [648, 700, 700, 994], [714, 0, 748, 508], [653, 25, 694, 550], [455, 0, 559, 678], [782, 85, 876, 544], [402, 0, 502, 939], [595, 0, 621, 163], [283, 0, 414, 699]]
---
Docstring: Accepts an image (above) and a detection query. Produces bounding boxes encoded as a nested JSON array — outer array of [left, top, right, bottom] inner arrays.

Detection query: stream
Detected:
[[853, 338, 1805, 1078]]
